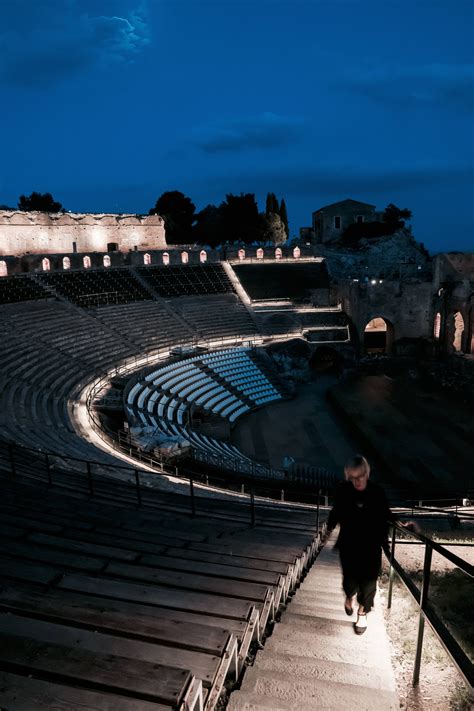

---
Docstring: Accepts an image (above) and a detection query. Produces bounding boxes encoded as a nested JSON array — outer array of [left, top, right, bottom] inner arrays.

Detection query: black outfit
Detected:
[[327, 480, 393, 612]]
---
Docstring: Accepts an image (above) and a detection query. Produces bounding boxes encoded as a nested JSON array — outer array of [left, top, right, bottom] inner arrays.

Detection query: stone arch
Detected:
[[238, 248, 245, 261], [42, 257, 50, 272], [199, 250, 207, 264], [181, 250, 189, 264], [83, 255, 91, 269], [363, 316, 394, 354], [143, 253, 151, 265], [62, 256, 71, 270], [275, 247, 282, 260], [452, 311, 464, 352], [293, 246, 301, 259], [103, 255, 111, 268], [0, 260, 7, 277], [162, 252, 170, 266], [433, 312, 441, 339], [256, 248, 264, 260]]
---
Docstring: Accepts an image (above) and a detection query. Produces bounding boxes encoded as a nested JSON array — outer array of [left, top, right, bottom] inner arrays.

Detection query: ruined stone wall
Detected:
[[0, 211, 166, 256], [338, 279, 433, 345], [433, 252, 474, 288]]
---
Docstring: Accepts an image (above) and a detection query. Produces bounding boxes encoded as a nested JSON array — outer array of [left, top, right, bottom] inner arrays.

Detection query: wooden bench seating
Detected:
[[0, 476, 323, 709]]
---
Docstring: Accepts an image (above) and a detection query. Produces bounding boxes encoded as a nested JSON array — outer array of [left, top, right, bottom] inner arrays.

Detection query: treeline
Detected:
[[149, 190, 290, 246]]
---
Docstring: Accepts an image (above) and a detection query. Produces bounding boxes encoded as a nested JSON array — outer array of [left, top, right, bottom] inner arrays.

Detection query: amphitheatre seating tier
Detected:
[[0, 472, 322, 709], [0, 274, 50, 303], [137, 263, 235, 298], [38, 267, 152, 306], [171, 294, 258, 341], [232, 262, 329, 301], [127, 347, 284, 474]]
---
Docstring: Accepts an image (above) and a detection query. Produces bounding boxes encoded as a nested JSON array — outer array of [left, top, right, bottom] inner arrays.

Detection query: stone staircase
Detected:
[[228, 528, 399, 710]]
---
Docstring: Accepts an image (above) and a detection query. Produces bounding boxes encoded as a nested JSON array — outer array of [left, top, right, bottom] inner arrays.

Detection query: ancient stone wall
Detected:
[[0, 211, 166, 256]]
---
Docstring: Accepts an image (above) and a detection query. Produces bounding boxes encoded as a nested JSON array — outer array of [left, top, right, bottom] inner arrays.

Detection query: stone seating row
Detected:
[[0, 474, 322, 709]]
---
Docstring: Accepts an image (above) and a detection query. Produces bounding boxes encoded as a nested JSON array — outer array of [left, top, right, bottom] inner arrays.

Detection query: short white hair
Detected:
[[344, 454, 370, 478]]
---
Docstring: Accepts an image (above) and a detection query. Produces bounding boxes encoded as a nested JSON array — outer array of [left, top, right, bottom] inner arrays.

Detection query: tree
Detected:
[[279, 198, 289, 239], [263, 212, 287, 245], [219, 193, 264, 244], [383, 203, 412, 230], [18, 191, 62, 212], [265, 192, 279, 217], [149, 190, 196, 244], [193, 204, 223, 247]]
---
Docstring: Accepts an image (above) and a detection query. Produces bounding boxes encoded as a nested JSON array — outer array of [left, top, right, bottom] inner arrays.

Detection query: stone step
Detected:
[[284, 603, 355, 622], [262, 627, 392, 669], [228, 667, 399, 711], [252, 651, 396, 691]]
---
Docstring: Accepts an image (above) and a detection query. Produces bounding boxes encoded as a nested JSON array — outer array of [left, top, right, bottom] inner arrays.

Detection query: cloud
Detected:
[[191, 112, 305, 153], [0, 0, 149, 86], [340, 63, 474, 111]]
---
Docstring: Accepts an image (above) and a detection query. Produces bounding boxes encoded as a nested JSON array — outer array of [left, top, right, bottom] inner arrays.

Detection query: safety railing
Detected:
[[0, 436, 329, 531], [386, 521, 473, 688]]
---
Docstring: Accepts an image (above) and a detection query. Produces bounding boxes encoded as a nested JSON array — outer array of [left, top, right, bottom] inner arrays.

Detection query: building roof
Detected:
[[312, 198, 376, 215]]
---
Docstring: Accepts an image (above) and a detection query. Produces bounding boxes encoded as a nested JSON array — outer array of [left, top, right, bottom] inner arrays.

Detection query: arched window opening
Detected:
[[181, 251, 189, 264], [364, 317, 394, 354], [256, 248, 264, 260], [293, 246, 301, 259], [453, 311, 464, 352], [0, 260, 7, 277], [62, 256, 71, 270], [199, 250, 207, 263], [433, 312, 441, 339], [143, 253, 151, 265], [42, 257, 50, 272], [83, 256, 91, 269], [162, 252, 170, 266], [238, 248, 245, 261], [275, 248, 282, 260], [103, 255, 111, 268]]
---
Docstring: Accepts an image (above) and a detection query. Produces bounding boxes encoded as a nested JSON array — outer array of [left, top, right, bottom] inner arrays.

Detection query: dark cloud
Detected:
[[339, 63, 474, 111], [0, 0, 149, 86], [191, 113, 305, 153]]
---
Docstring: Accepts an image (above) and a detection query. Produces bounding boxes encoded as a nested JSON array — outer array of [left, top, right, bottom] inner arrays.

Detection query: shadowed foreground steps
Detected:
[[228, 528, 399, 710]]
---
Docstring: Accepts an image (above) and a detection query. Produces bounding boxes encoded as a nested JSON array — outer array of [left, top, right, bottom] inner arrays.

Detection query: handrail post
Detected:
[[9, 444, 16, 479], [387, 524, 397, 609], [250, 488, 255, 527], [134, 469, 142, 507], [316, 489, 321, 532], [189, 476, 196, 517], [413, 543, 433, 686], [86, 462, 94, 496], [45, 453, 52, 486]]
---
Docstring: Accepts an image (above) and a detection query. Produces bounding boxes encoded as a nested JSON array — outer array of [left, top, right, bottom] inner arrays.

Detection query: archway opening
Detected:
[[453, 311, 464, 352], [83, 256, 91, 269], [0, 260, 7, 277], [275, 248, 282, 260], [181, 251, 189, 264], [107, 242, 118, 252], [364, 317, 394, 353], [238, 248, 245, 261], [103, 255, 111, 268], [42, 258, 50, 272], [293, 246, 301, 259], [256, 248, 264, 260], [199, 250, 207, 264], [143, 253, 151, 265], [162, 252, 170, 266], [433, 312, 441, 339], [62, 256, 71, 270]]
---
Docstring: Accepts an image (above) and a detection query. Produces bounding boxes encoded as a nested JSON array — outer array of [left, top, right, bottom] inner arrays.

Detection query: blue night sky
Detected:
[[1, 0, 473, 253]]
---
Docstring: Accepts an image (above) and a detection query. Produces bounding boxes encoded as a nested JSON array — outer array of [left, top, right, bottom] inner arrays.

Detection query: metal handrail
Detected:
[[386, 521, 473, 688]]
